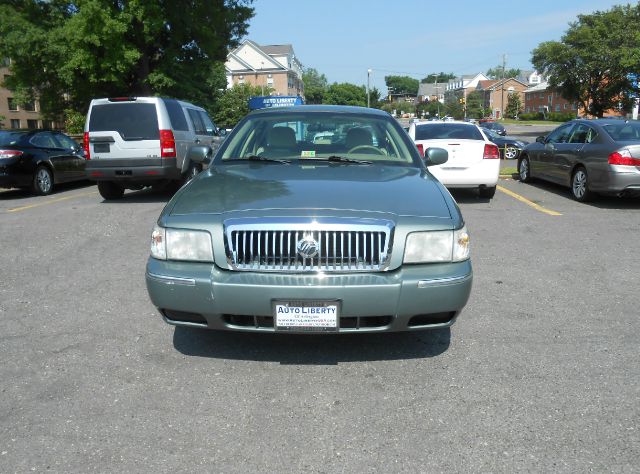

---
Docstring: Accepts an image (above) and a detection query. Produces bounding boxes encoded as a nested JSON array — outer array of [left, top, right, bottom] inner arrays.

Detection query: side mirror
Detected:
[[536, 135, 546, 144], [424, 147, 448, 166], [188, 145, 213, 165]]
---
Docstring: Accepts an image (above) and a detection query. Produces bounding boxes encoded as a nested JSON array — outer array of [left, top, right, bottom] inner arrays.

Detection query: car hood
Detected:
[[168, 163, 452, 219]]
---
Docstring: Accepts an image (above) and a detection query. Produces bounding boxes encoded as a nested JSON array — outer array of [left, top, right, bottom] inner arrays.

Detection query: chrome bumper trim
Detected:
[[417, 274, 471, 288], [147, 272, 196, 286]]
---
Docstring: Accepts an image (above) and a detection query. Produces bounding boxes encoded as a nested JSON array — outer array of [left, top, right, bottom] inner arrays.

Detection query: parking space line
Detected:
[[497, 185, 562, 216], [6, 191, 98, 213]]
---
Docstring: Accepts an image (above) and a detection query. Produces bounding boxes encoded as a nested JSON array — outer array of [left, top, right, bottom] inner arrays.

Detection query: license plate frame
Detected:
[[272, 299, 340, 332]]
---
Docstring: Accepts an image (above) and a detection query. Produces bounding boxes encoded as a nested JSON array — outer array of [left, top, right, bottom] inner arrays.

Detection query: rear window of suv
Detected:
[[89, 103, 159, 140]]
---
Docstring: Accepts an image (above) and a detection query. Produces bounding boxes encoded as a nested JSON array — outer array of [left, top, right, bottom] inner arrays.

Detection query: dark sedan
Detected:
[[0, 130, 86, 195], [518, 119, 640, 201], [479, 121, 506, 136], [481, 128, 528, 159]]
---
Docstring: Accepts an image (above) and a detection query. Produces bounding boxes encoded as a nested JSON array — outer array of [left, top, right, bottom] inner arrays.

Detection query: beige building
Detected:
[[225, 41, 304, 98], [0, 59, 60, 130]]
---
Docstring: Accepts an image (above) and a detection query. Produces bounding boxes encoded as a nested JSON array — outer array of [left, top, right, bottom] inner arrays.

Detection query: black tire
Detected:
[[32, 165, 53, 195], [479, 186, 496, 199], [571, 166, 595, 202], [98, 181, 124, 200], [518, 156, 532, 183]]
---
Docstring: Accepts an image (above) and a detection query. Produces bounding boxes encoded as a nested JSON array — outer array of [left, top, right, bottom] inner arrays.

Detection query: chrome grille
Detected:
[[224, 218, 394, 272]]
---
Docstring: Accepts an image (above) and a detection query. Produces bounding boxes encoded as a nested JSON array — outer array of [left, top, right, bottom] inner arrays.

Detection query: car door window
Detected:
[[54, 133, 80, 150], [199, 111, 217, 136], [187, 109, 206, 135], [568, 124, 591, 144], [546, 124, 574, 144], [30, 132, 58, 148]]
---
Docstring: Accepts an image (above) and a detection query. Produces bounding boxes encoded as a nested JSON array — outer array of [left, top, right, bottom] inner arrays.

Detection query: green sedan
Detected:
[[146, 105, 472, 333]]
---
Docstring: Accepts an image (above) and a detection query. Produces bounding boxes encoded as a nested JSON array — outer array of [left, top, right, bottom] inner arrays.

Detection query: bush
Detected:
[[64, 109, 86, 134], [547, 111, 577, 122]]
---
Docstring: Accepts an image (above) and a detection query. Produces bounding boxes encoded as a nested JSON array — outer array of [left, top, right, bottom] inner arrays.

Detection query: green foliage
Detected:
[[505, 92, 522, 119], [302, 68, 328, 104], [0, 0, 254, 117], [416, 100, 441, 119], [519, 111, 576, 122], [323, 83, 367, 107], [421, 72, 455, 83], [486, 66, 521, 80], [63, 109, 86, 134], [465, 91, 486, 119], [384, 75, 419, 95], [531, 4, 640, 117], [213, 83, 263, 129]]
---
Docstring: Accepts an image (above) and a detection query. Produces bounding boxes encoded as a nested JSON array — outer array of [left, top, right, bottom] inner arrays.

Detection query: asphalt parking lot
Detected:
[[1, 178, 638, 472]]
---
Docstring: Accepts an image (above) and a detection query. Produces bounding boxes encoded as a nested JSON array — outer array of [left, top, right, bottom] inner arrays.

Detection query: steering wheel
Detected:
[[346, 145, 384, 155]]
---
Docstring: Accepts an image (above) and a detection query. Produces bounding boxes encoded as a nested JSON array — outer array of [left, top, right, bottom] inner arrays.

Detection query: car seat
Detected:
[[263, 127, 298, 157], [345, 128, 373, 150]]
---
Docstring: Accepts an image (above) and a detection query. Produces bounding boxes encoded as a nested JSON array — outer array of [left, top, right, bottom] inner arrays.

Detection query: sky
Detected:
[[245, 0, 629, 95]]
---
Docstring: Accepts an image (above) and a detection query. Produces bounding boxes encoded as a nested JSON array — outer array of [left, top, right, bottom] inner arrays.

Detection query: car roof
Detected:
[[248, 104, 391, 117]]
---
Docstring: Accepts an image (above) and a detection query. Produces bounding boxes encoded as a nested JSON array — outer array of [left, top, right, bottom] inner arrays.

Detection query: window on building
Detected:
[[8, 98, 18, 111], [572, 104, 577, 110], [10, 119, 20, 128], [42, 120, 53, 129], [23, 101, 36, 112], [525, 107, 530, 113], [555, 105, 561, 112], [27, 119, 39, 129]]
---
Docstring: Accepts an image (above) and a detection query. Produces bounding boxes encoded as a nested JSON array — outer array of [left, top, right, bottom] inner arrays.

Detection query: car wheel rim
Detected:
[[573, 170, 586, 198], [37, 169, 51, 193], [519, 159, 528, 179], [505, 147, 517, 159]]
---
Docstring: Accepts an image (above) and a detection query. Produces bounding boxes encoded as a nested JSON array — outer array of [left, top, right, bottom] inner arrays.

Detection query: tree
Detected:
[[323, 83, 367, 106], [302, 68, 328, 104], [214, 83, 264, 128], [384, 75, 419, 95], [465, 91, 486, 119], [486, 66, 521, 80], [421, 72, 455, 84], [0, 0, 254, 118], [505, 92, 522, 119], [531, 4, 640, 117]]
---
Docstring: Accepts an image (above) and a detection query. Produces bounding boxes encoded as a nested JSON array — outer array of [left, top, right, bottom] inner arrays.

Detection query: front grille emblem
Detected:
[[296, 236, 319, 259]]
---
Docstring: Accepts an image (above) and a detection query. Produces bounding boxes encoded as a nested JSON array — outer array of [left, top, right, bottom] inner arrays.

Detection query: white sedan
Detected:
[[408, 120, 501, 199]]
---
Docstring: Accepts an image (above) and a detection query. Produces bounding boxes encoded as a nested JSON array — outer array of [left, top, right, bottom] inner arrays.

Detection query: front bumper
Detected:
[[145, 258, 473, 333]]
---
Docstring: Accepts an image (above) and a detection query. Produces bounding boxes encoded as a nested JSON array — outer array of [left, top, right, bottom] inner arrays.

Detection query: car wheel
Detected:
[[504, 146, 519, 160], [32, 166, 53, 195], [518, 156, 532, 183], [479, 186, 496, 199], [98, 181, 124, 200], [571, 166, 595, 202]]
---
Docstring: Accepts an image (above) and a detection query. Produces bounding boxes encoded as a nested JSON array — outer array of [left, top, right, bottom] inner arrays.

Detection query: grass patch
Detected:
[[501, 119, 564, 126], [500, 166, 518, 176]]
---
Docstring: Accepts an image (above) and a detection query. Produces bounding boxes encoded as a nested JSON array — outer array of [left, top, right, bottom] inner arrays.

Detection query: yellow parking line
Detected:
[[6, 191, 98, 213], [497, 185, 562, 216]]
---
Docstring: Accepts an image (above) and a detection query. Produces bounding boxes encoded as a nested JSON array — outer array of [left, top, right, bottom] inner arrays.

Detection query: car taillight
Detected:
[[83, 132, 91, 160], [483, 143, 500, 159], [416, 143, 424, 157], [0, 150, 23, 159], [160, 129, 176, 158], [608, 149, 640, 166]]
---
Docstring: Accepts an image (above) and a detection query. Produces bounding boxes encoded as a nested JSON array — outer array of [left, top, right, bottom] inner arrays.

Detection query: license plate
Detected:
[[94, 143, 110, 153], [273, 300, 339, 332]]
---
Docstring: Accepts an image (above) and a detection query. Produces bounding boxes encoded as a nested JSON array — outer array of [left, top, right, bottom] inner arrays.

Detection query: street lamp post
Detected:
[[367, 69, 372, 108]]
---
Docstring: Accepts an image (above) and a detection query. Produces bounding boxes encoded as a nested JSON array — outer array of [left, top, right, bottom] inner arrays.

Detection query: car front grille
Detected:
[[224, 218, 394, 272]]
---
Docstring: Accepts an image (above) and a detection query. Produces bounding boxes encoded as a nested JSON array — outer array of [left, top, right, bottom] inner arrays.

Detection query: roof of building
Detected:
[[525, 81, 550, 93], [417, 83, 445, 96], [260, 44, 295, 56]]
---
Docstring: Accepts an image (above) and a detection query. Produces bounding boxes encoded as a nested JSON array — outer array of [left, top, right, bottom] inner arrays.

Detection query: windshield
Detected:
[[0, 131, 26, 146], [218, 110, 418, 165], [415, 123, 484, 140]]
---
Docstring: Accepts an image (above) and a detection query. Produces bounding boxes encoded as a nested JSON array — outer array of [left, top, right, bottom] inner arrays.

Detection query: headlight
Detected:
[[150, 225, 213, 262], [404, 226, 470, 263]]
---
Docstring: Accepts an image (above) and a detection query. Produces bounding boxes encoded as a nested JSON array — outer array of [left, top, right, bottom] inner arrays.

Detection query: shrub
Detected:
[[64, 109, 86, 134]]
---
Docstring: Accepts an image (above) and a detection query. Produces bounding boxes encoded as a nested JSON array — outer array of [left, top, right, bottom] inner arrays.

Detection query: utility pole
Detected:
[[500, 53, 506, 120]]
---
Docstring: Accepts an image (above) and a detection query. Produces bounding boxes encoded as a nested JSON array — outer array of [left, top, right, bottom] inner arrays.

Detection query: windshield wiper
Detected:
[[247, 155, 291, 164], [327, 155, 372, 165]]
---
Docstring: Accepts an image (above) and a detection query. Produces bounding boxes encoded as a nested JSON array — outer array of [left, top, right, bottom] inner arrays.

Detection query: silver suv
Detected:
[[84, 97, 225, 199]]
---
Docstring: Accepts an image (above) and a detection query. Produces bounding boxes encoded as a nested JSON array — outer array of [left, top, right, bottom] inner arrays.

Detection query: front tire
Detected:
[[98, 181, 124, 200], [504, 146, 518, 160], [32, 166, 53, 195], [571, 167, 594, 202], [518, 156, 532, 183]]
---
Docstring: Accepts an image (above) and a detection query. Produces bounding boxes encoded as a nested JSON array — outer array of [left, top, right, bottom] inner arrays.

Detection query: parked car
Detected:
[[518, 119, 640, 201], [481, 128, 529, 159], [84, 97, 226, 200], [479, 121, 506, 136], [407, 120, 501, 198], [0, 130, 86, 195], [146, 105, 473, 333]]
